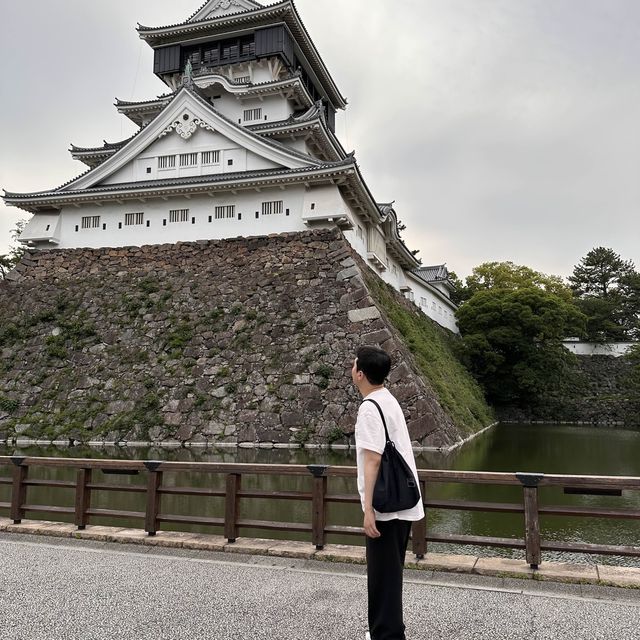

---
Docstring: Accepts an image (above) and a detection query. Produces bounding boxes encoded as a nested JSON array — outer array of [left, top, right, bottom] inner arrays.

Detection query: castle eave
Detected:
[[3, 163, 358, 212]]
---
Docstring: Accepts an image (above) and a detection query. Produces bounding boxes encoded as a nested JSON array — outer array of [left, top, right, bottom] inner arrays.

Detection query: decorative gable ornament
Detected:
[[158, 112, 215, 140], [190, 0, 262, 22]]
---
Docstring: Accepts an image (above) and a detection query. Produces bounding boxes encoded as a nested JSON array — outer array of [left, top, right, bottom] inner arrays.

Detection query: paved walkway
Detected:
[[1, 532, 639, 640]]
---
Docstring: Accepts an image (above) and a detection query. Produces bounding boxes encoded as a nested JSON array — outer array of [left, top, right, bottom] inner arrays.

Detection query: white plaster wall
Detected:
[[301, 185, 351, 223], [402, 276, 458, 333], [415, 282, 458, 332], [206, 92, 294, 126], [343, 215, 368, 263], [100, 129, 280, 185], [562, 341, 635, 357], [379, 258, 403, 291], [55, 187, 310, 249]]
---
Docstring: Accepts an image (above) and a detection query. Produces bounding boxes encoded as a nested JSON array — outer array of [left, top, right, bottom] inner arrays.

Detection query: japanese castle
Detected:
[[3, 0, 458, 332]]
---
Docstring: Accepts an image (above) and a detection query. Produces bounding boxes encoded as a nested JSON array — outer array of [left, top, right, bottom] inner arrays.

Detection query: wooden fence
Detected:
[[1, 456, 639, 568]]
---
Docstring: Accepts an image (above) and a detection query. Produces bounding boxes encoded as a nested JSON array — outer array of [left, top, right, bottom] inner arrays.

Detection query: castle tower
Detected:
[[2, 0, 458, 332]]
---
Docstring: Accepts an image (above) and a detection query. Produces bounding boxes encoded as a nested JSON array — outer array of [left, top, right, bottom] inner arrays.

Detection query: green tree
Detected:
[[569, 247, 639, 341], [0, 220, 27, 280], [447, 270, 466, 306], [460, 261, 572, 304], [456, 287, 586, 407]]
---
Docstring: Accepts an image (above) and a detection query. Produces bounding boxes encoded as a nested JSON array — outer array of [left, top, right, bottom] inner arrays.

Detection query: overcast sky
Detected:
[[1, 0, 638, 278]]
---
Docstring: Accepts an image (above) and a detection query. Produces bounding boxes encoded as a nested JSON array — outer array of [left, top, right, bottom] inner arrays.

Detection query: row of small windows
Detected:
[[184, 36, 255, 69], [158, 151, 221, 170], [76, 201, 287, 231], [419, 296, 453, 320]]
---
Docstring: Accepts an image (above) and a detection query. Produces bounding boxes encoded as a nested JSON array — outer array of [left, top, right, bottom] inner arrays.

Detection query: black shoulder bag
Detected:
[[363, 398, 420, 513]]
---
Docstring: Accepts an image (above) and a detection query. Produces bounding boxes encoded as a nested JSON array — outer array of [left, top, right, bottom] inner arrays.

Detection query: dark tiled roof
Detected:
[[3, 161, 355, 200], [70, 135, 137, 153], [412, 265, 450, 283], [115, 93, 174, 107], [140, 0, 279, 31]]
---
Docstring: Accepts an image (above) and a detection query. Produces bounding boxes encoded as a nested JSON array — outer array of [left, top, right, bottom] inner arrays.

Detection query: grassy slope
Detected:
[[366, 274, 494, 435]]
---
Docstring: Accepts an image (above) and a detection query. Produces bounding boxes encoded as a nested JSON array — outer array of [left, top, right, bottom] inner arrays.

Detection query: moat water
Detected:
[[1, 423, 639, 567]]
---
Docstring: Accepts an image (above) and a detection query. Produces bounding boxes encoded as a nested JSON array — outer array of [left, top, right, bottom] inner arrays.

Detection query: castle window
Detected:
[[180, 153, 198, 167], [203, 47, 220, 65], [222, 43, 239, 60], [243, 108, 262, 122], [202, 150, 220, 165], [81, 216, 100, 229], [261, 200, 283, 216], [169, 209, 190, 223], [215, 205, 236, 220], [158, 155, 176, 170], [125, 212, 144, 226], [235, 76, 250, 84]]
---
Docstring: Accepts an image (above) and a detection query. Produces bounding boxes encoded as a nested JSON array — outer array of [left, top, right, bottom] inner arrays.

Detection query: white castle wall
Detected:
[[562, 341, 635, 357], [55, 186, 317, 249], [205, 92, 295, 126]]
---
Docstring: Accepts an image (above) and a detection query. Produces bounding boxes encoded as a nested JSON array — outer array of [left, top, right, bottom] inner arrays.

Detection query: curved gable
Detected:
[[61, 88, 317, 192]]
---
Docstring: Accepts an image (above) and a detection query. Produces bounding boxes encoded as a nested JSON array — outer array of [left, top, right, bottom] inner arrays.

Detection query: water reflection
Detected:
[[1, 423, 639, 567]]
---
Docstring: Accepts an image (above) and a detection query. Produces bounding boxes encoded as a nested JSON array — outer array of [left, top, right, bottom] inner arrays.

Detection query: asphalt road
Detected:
[[0, 533, 638, 640]]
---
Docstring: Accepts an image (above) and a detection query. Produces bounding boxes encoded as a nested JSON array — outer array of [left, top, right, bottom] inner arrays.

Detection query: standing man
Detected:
[[352, 346, 424, 640]]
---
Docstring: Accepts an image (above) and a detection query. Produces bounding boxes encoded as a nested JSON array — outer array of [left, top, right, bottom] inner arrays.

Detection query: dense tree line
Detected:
[[454, 248, 639, 409]]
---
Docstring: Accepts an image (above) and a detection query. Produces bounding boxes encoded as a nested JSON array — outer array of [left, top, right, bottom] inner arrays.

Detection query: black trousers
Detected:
[[366, 519, 412, 640]]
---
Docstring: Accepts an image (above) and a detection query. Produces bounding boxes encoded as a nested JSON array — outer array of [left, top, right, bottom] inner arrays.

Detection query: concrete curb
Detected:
[[1, 517, 639, 589]]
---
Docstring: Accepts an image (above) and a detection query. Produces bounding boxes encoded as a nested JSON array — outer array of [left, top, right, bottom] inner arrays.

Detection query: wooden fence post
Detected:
[[225, 473, 242, 543], [75, 468, 92, 530], [144, 462, 163, 536], [10, 457, 28, 524], [412, 480, 427, 559], [308, 465, 329, 550], [516, 472, 543, 569]]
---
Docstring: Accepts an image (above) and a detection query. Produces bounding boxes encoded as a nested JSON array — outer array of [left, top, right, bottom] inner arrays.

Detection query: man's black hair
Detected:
[[356, 346, 391, 385]]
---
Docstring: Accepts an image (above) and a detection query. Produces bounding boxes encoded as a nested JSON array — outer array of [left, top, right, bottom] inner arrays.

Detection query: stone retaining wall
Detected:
[[499, 355, 638, 427], [0, 229, 485, 447]]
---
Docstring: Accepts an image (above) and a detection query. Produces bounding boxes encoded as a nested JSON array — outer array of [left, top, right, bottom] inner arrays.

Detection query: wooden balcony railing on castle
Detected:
[[0, 457, 639, 569]]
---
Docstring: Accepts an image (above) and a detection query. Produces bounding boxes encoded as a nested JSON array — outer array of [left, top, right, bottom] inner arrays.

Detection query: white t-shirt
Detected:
[[355, 387, 425, 522]]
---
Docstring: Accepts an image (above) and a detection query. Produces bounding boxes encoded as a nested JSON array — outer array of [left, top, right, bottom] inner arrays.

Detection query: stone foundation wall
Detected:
[[498, 355, 638, 427], [0, 229, 487, 447]]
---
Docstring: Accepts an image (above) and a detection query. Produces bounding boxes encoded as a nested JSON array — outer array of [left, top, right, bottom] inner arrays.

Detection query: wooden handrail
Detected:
[[1, 456, 639, 568]]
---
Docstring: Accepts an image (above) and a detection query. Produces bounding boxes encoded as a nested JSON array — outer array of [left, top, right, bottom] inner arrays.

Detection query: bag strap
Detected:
[[362, 398, 392, 444]]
